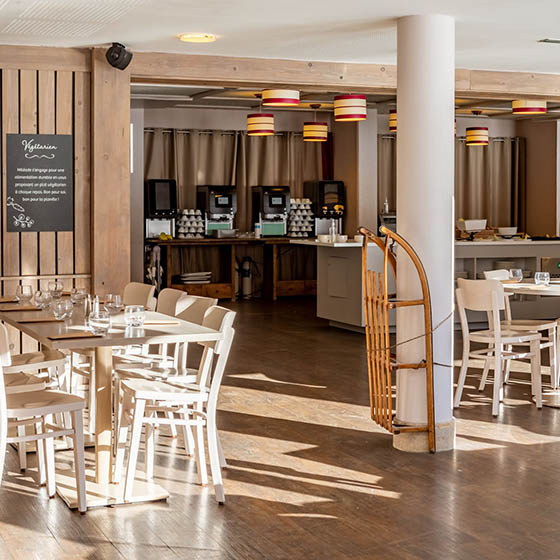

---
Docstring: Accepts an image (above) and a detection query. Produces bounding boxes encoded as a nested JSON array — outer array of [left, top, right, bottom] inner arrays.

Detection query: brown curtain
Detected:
[[377, 135, 397, 212], [379, 135, 527, 229]]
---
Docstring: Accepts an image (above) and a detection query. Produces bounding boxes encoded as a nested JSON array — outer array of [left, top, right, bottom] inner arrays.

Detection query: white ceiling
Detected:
[[2, 0, 560, 73]]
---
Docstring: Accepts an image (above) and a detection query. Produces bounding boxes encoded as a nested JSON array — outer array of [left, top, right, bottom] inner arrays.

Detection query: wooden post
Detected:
[[91, 48, 131, 296], [94, 346, 113, 484]]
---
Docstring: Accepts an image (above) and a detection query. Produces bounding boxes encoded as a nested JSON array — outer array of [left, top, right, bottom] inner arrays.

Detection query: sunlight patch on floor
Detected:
[[228, 372, 327, 389]]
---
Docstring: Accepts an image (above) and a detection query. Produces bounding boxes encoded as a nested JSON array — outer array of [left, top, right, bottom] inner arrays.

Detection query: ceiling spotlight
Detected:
[[179, 33, 216, 43]]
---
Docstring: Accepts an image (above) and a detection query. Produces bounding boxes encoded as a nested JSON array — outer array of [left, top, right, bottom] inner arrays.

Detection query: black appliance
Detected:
[[304, 180, 345, 235], [251, 186, 291, 236], [145, 179, 178, 218], [196, 185, 237, 234]]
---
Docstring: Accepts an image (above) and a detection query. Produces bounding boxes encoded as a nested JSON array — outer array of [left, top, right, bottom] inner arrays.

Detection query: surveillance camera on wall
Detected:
[[105, 42, 133, 70]]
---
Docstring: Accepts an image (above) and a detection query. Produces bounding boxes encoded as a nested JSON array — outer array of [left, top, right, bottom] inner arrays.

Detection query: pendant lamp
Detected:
[[389, 109, 397, 132], [466, 127, 488, 146], [512, 100, 547, 115], [334, 94, 367, 121], [247, 113, 274, 136], [262, 89, 299, 107], [303, 103, 328, 142]]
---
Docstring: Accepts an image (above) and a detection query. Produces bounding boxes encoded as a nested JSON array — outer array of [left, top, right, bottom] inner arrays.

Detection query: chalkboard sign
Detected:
[[6, 134, 73, 232]]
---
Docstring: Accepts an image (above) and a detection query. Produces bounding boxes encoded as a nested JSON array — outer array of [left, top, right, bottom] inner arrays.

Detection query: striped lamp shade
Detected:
[[389, 110, 397, 132], [247, 113, 274, 136], [512, 99, 547, 115], [262, 89, 299, 107], [334, 94, 367, 121], [466, 127, 488, 146], [303, 122, 328, 142]]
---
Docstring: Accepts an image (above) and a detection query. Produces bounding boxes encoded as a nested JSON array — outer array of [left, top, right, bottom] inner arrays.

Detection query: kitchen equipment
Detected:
[[541, 257, 560, 278], [197, 185, 237, 235], [146, 218, 175, 239], [303, 180, 345, 235], [379, 213, 396, 234], [210, 228, 238, 238], [457, 218, 487, 241], [252, 186, 291, 236], [145, 179, 178, 240]]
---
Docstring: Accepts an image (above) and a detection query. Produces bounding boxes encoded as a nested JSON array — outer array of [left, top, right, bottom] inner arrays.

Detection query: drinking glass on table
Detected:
[[509, 268, 523, 283], [535, 272, 551, 286], [52, 299, 73, 321], [48, 280, 64, 299], [34, 290, 52, 309], [88, 310, 110, 335], [15, 285, 33, 304], [70, 288, 88, 305], [124, 305, 145, 328], [104, 294, 123, 315]]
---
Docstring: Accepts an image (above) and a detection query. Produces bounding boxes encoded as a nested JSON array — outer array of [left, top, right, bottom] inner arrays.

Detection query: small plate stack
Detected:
[[176, 209, 205, 239], [288, 198, 314, 238]]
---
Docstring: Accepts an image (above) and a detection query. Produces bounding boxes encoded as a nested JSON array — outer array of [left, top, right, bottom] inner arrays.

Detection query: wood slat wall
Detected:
[[0, 67, 91, 352]]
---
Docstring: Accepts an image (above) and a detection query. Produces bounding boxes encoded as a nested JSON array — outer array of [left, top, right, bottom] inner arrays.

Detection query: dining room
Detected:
[[3, 2, 560, 559]]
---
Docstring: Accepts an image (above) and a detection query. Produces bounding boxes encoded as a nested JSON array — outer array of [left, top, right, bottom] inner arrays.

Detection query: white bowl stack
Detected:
[[288, 198, 314, 238], [176, 209, 205, 239]]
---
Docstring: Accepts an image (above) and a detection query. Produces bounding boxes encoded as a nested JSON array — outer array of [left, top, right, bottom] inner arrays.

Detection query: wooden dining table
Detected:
[[0, 302, 223, 508], [503, 281, 560, 297]]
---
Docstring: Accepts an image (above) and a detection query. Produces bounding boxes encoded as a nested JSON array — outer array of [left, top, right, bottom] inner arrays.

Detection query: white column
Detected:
[[395, 15, 455, 451]]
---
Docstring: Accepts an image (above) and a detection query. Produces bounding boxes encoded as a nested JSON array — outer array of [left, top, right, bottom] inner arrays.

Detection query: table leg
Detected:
[[231, 244, 237, 302], [94, 346, 113, 484]]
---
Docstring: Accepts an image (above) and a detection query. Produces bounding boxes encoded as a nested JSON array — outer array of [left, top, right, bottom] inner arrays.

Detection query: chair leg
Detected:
[[166, 412, 177, 438], [194, 422, 208, 486], [71, 409, 87, 513], [207, 415, 225, 505], [17, 424, 27, 472], [492, 346, 503, 417], [531, 339, 543, 409], [217, 434, 228, 469], [478, 357, 491, 392], [43, 416, 56, 498], [454, 343, 470, 408], [0, 413, 6, 485], [145, 419, 154, 480], [549, 328, 558, 389], [503, 344, 512, 384], [113, 392, 132, 484], [88, 359, 96, 434], [182, 424, 195, 456], [124, 398, 146, 502], [35, 421, 46, 486]]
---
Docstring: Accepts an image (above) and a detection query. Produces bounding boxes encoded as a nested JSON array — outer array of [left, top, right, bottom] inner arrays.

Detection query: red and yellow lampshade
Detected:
[[303, 121, 328, 142], [512, 99, 547, 115], [333, 94, 367, 121], [466, 127, 488, 146], [261, 89, 300, 107], [247, 113, 274, 136], [389, 110, 397, 132]]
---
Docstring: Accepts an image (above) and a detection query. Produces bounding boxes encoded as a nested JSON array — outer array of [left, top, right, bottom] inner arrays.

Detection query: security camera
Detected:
[[105, 42, 133, 70]]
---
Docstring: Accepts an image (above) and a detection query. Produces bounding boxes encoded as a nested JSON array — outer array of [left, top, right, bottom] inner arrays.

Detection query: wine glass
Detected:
[[48, 280, 64, 299], [88, 310, 110, 335], [52, 299, 73, 321], [104, 294, 123, 316], [535, 272, 551, 286], [509, 268, 523, 283], [15, 285, 33, 304], [70, 288, 88, 305], [34, 290, 52, 309], [124, 305, 145, 327]]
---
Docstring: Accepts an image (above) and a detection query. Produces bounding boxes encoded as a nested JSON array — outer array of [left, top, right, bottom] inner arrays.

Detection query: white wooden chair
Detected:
[[0, 323, 87, 512], [114, 306, 235, 504], [483, 269, 559, 388], [123, 282, 157, 311], [455, 278, 543, 416]]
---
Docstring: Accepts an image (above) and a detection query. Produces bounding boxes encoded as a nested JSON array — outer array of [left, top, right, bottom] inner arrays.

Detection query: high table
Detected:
[[0, 304, 223, 508], [503, 281, 560, 408]]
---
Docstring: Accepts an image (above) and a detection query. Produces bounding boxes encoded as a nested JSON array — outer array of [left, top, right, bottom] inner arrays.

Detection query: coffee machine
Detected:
[[144, 179, 177, 238], [196, 185, 237, 235], [251, 186, 291, 236], [303, 180, 345, 235]]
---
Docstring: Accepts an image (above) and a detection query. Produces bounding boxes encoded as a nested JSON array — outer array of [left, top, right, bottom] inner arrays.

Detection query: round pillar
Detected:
[[394, 15, 455, 452]]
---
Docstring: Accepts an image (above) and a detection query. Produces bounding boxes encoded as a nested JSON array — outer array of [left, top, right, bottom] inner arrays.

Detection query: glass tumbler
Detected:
[[48, 280, 64, 299], [16, 285, 33, 304], [509, 269, 523, 283], [104, 294, 123, 316], [124, 305, 145, 328], [535, 272, 551, 286], [52, 299, 73, 321], [88, 310, 111, 335], [34, 290, 53, 309]]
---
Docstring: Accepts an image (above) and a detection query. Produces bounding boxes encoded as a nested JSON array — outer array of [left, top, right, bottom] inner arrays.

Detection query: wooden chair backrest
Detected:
[[176, 295, 218, 325], [456, 279, 505, 312], [483, 269, 510, 280], [123, 282, 156, 310], [156, 288, 190, 317]]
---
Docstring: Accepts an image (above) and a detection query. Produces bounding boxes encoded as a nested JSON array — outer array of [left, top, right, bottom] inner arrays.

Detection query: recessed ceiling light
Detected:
[[179, 33, 216, 43]]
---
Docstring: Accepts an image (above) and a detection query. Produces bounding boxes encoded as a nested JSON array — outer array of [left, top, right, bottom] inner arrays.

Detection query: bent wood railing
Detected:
[[359, 225, 436, 453]]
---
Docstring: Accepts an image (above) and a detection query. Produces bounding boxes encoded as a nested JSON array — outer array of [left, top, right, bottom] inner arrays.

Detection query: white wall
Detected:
[[130, 107, 145, 282]]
